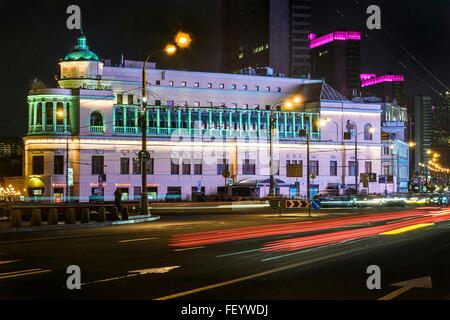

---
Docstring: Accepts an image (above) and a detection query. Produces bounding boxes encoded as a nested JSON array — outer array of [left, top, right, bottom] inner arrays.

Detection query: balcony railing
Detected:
[[90, 126, 105, 134]]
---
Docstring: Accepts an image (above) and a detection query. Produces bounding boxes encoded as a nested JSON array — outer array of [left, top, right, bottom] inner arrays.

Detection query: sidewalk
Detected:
[[0, 215, 160, 234]]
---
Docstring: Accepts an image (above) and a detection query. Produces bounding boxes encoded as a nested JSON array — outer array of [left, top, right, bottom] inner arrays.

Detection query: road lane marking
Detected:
[[379, 276, 433, 300], [154, 250, 350, 300], [118, 238, 158, 243], [0, 269, 52, 280], [380, 223, 434, 235], [174, 247, 204, 252], [81, 266, 180, 286], [217, 249, 261, 258], [0, 260, 20, 265], [129, 266, 180, 274], [0, 233, 120, 245]]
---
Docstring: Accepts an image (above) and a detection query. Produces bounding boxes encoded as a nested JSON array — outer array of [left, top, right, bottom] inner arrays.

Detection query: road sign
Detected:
[[311, 199, 321, 210], [222, 170, 231, 179], [287, 164, 303, 178], [138, 151, 151, 161], [284, 200, 310, 209]]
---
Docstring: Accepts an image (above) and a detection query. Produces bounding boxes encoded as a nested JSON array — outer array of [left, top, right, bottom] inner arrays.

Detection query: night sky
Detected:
[[1, 0, 449, 137]]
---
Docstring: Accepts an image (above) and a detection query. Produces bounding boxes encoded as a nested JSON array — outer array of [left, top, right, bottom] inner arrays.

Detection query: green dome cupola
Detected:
[[64, 33, 100, 62]]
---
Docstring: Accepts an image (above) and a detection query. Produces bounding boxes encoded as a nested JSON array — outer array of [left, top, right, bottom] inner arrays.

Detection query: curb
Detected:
[[0, 215, 161, 234]]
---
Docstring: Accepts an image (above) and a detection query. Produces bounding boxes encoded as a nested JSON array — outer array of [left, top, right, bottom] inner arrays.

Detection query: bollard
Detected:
[[48, 209, 59, 226], [81, 208, 90, 224], [30, 209, 42, 227], [97, 207, 106, 223], [10, 210, 22, 228], [65, 208, 76, 225], [111, 207, 119, 221], [121, 206, 129, 221]]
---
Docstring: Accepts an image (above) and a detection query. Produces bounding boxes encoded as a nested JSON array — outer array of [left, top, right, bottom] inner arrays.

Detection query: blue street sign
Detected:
[[311, 200, 321, 210]]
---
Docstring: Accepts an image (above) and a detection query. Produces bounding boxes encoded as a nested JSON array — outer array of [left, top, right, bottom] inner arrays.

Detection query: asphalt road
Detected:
[[1, 207, 450, 300]]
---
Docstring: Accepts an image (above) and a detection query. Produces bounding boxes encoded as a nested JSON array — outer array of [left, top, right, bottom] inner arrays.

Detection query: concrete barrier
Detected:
[[10, 210, 22, 228], [48, 209, 59, 225], [81, 208, 90, 224], [98, 207, 106, 222], [111, 207, 119, 221], [30, 209, 42, 227], [65, 208, 76, 225], [121, 207, 129, 221]]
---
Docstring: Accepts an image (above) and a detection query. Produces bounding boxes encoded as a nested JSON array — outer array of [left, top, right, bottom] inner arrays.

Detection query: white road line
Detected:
[[174, 247, 205, 252], [0, 269, 52, 280], [0, 260, 20, 265], [118, 238, 158, 244], [217, 249, 261, 258]]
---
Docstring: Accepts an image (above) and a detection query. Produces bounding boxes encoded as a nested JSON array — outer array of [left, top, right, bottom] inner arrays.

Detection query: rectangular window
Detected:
[[243, 159, 256, 175], [310, 161, 319, 176], [365, 161, 372, 174], [92, 156, 104, 175], [171, 159, 180, 175], [182, 160, 191, 175], [217, 159, 229, 175], [232, 84, 237, 90], [155, 80, 161, 86], [349, 161, 358, 176], [120, 158, 130, 175], [32, 156, 44, 175], [195, 82, 200, 88], [133, 158, 141, 175], [243, 85, 248, 90], [117, 94, 123, 105], [169, 81, 174, 86], [255, 85, 260, 91], [127, 95, 134, 105], [147, 158, 154, 175], [182, 81, 187, 87], [207, 83, 212, 88], [330, 161, 338, 176], [54, 155, 64, 175], [194, 161, 203, 175], [220, 84, 225, 89]]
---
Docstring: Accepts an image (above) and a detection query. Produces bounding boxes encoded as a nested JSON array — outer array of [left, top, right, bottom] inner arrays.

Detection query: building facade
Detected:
[[414, 95, 433, 175], [24, 34, 387, 202], [310, 31, 362, 99], [218, 0, 312, 78]]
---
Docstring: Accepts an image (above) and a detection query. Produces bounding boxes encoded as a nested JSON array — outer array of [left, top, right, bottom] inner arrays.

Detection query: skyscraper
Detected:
[[218, 0, 312, 78], [361, 74, 406, 106], [414, 95, 432, 173], [310, 30, 361, 98]]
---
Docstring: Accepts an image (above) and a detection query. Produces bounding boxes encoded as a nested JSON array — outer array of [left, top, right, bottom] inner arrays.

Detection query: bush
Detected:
[[81, 208, 90, 224], [98, 207, 106, 223], [10, 210, 22, 228], [65, 208, 76, 225], [48, 209, 59, 225], [30, 209, 42, 227]]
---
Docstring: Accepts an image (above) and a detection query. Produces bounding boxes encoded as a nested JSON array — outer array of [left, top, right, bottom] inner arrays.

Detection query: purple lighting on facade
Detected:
[[310, 31, 361, 49], [360, 74, 376, 81], [308, 33, 316, 41], [361, 74, 405, 88]]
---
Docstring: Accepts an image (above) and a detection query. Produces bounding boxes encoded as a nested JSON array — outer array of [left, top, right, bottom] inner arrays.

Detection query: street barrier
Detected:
[[10, 210, 22, 228], [30, 209, 42, 227], [48, 209, 59, 225], [65, 208, 76, 225], [81, 208, 90, 224], [98, 207, 106, 222], [122, 207, 129, 221]]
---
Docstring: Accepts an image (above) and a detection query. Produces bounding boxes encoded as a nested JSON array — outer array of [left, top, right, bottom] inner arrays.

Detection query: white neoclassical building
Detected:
[[24, 34, 385, 202]]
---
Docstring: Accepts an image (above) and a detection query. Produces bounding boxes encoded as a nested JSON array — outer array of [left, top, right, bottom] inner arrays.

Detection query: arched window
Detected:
[[364, 124, 373, 141], [346, 121, 356, 139], [90, 111, 103, 127]]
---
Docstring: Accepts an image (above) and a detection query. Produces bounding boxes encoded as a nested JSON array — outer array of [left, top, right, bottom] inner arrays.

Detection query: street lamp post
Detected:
[[268, 96, 302, 197], [139, 41, 183, 216]]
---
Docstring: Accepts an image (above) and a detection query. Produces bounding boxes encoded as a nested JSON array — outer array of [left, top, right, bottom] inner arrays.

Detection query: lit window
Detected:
[[208, 83, 212, 88], [182, 81, 187, 87], [243, 85, 248, 90], [220, 84, 225, 89], [277, 87, 282, 93], [207, 102, 213, 107], [169, 81, 174, 86], [195, 82, 200, 88], [266, 86, 271, 92], [255, 86, 260, 91], [238, 53, 244, 59], [194, 102, 201, 107], [232, 84, 237, 90]]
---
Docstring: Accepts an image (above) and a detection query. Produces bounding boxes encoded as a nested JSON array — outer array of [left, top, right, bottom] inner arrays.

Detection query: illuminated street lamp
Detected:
[[269, 95, 302, 197], [140, 34, 191, 215]]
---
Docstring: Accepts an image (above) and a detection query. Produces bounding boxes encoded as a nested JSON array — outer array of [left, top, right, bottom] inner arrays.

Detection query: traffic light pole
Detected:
[[140, 64, 149, 216]]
